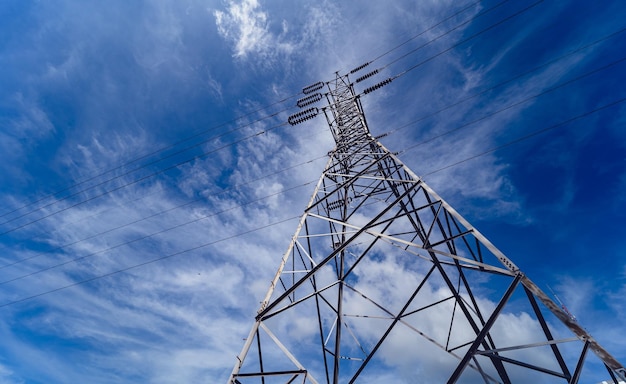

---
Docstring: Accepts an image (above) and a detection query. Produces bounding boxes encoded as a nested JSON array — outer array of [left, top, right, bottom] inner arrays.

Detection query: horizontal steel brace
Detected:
[[306, 212, 514, 276], [475, 337, 579, 354], [323, 173, 418, 184], [478, 353, 568, 379], [234, 370, 307, 377]]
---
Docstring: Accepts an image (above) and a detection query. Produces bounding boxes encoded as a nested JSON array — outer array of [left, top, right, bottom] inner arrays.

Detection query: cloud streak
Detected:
[[0, 0, 624, 382], [214, 0, 293, 60]]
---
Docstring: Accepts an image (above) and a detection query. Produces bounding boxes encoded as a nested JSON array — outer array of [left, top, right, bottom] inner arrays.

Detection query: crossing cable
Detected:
[[0, 153, 328, 271], [0, 106, 296, 229], [393, 54, 626, 155], [0, 2, 537, 237], [0, 0, 491, 222], [0, 180, 315, 287], [40, 122, 332, 246], [377, 25, 626, 140], [354, 0, 544, 93], [0, 94, 623, 309], [2, 38, 624, 288], [0, 122, 331, 268], [379, 0, 512, 70], [4, 23, 622, 257], [0, 121, 290, 237], [0, 118, 330, 258], [393, 0, 543, 80], [0, 215, 301, 309], [0, 92, 301, 221], [4, 20, 622, 271], [0, 3, 622, 282], [416, 96, 626, 178], [0, 2, 617, 308], [0, 0, 540, 234], [342, 0, 484, 74]]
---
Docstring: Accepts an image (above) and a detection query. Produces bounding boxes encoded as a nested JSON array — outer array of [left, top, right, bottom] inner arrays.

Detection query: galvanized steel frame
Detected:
[[227, 73, 625, 383]]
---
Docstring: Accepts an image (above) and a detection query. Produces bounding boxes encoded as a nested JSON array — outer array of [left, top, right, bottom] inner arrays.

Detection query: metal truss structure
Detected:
[[227, 72, 626, 383]]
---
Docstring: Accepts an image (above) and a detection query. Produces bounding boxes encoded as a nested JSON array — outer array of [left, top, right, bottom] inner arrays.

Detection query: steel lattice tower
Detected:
[[227, 72, 626, 383]]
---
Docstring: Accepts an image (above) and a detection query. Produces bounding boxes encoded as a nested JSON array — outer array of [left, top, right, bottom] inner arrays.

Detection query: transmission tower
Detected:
[[227, 71, 626, 383]]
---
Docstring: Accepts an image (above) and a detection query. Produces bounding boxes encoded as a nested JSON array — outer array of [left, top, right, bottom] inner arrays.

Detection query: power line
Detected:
[[0, 123, 331, 269], [395, 54, 626, 155], [0, 122, 288, 237], [0, 109, 294, 228], [0, 215, 301, 309], [2, 93, 623, 309], [0, 180, 315, 286], [393, 0, 545, 79], [3, 20, 622, 270], [348, 0, 484, 70], [0, 1, 538, 238], [0, 93, 300, 220], [417, 96, 626, 178], [3, 0, 621, 302], [341, 0, 544, 98], [1, 92, 621, 298], [345, 0, 543, 95], [379, 0, 515, 71], [0, 0, 493, 225], [5, 38, 619, 270], [378, 25, 626, 139], [0, 153, 327, 270]]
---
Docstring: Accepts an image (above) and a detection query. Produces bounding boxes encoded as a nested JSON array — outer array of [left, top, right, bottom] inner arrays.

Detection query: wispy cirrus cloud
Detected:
[[1, 0, 624, 382], [0, 93, 55, 182], [214, 0, 293, 59]]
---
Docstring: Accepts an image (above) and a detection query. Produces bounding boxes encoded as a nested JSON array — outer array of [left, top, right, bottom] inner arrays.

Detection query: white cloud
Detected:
[[0, 93, 56, 180], [214, 0, 288, 59], [0, 362, 23, 384], [1, 0, 624, 382]]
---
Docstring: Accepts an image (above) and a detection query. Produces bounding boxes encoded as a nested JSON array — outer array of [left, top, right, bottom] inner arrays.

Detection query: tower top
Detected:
[[229, 72, 626, 383]]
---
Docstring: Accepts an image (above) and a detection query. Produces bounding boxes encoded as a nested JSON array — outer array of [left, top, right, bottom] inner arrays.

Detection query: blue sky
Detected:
[[0, 0, 625, 382]]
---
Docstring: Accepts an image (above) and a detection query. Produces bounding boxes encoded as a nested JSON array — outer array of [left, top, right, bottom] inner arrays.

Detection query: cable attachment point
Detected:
[[296, 93, 323, 108], [327, 197, 352, 211], [288, 107, 319, 125], [350, 62, 371, 74], [356, 69, 379, 83], [374, 132, 389, 139], [363, 78, 393, 94], [302, 82, 324, 95]]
